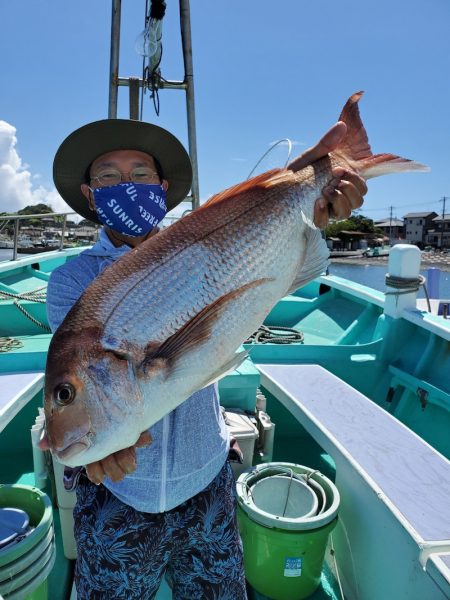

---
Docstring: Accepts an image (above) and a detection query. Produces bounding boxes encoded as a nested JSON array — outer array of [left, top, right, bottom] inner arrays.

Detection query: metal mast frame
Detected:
[[108, 0, 200, 210]]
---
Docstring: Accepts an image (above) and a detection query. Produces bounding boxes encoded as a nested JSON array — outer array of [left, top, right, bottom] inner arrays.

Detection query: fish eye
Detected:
[[54, 383, 76, 406]]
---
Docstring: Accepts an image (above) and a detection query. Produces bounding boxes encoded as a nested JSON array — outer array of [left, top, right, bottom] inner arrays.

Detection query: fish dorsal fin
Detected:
[[198, 168, 293, 211], [141, 277, 273, 373], [334, 91, 429, 179]]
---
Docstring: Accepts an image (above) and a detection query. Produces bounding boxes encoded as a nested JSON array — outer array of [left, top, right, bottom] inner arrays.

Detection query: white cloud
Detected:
[[0, 120, 72, 215]]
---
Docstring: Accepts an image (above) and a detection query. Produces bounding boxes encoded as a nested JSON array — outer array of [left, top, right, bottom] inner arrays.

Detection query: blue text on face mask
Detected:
[[91, 182, 168, 237]]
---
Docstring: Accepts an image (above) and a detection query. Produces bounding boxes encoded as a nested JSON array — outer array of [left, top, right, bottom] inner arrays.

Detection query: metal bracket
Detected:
[[129, 77, 140, 120], [417, 387, 428, 410]]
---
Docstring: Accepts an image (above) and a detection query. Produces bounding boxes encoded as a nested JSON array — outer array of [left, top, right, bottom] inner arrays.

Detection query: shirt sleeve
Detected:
[[46, 266, 86, 332]]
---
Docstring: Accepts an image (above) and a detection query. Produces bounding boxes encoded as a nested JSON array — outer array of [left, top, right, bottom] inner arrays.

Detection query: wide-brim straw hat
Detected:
[[53, 119, 193, 223]]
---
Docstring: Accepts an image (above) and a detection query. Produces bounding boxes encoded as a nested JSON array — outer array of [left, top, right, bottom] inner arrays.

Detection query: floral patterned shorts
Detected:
[[73, 461, 247, 599]]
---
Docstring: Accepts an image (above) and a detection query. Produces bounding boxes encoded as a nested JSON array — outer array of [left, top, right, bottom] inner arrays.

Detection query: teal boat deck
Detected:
[[2, 250, 450, 598]]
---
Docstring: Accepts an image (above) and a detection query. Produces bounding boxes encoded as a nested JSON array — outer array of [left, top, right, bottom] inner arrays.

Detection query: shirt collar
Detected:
[[82, 228, 131, 258]]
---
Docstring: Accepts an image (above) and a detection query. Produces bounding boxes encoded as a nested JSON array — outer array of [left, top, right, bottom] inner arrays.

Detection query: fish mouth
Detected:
[[56, 436, 91, 461]]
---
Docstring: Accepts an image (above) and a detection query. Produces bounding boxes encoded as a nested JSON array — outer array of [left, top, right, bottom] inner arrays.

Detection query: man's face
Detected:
[[81, 149, 168, 211]]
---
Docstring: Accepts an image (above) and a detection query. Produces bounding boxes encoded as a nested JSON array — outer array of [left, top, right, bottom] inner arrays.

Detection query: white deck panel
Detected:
[[0, 371, 44, 432]]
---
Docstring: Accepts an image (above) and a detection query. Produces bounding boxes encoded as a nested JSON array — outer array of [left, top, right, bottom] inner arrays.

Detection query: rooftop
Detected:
[[403, 212, 438, 218], [376, 219, 404, 227], [432, 214, 450, 222]]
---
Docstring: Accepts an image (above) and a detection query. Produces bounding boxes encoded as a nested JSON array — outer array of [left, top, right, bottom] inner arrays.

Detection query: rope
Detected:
[[0, 286, 47, 303], [385, 273, 431, 312], [245, 325, 304, 345], [0, 337, 23, 353], [0, 287, 51, 332]]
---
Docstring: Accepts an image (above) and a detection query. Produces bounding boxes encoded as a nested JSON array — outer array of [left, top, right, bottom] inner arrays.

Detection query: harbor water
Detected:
[[328, 262, 450, 299], [2, 248, 450, 299]]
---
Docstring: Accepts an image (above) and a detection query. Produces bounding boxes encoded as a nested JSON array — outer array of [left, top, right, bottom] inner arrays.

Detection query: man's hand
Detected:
[[288, 121, 368, 229], [85, 431, 152, 485]]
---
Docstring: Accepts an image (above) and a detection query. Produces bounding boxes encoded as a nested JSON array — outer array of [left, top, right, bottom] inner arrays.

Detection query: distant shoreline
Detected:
[[330, 256, 450, 272]]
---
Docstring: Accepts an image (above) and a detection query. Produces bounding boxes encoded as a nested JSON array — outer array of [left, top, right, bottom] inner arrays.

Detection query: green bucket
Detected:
[[0, 485, 55, 600], [236, 463, 340, 600]]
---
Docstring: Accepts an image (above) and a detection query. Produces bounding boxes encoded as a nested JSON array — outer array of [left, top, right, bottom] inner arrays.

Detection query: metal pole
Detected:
[[12, 218, 19, 261], [440, 196, 447, 250], [60, 214, 67, 251], [389, 206, 393, 245], [108, 0, 122, 119], [179, 0, 200, 209]]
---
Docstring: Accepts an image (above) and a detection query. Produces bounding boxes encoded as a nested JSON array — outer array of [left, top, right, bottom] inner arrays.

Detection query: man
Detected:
[[46, 118, 366, 599]]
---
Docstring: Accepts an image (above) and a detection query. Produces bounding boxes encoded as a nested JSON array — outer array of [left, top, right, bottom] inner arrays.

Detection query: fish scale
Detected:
[[44, 92, 428, 465]]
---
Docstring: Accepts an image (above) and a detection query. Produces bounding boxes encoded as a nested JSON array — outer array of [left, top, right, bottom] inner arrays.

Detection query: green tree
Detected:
[[17, 204, 54, 215], [17, 204, 54, 227], [325, 215, 382, 237]]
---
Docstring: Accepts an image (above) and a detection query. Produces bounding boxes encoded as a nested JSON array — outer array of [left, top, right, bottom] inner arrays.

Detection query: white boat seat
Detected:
[[0, 371, 44, 433], [256, 363, 450, 595]]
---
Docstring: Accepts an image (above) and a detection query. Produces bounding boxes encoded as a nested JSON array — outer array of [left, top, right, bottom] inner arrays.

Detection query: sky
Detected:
[[0, 0, 449, 223]]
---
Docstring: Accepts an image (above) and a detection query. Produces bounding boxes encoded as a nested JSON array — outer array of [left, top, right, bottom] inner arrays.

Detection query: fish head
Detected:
[[44, 326, 145, 467]]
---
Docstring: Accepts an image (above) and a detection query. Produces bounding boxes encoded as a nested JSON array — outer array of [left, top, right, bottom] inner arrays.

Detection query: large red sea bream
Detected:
[[43, 92, 428, 466]]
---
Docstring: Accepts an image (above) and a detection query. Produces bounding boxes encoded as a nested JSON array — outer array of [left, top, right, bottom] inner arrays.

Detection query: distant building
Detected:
[[337, 230, 367, 251], [425, 214, 450, 249], [73, 225, 98, 242], [403, 212, 438, 247], [374, 218, 405, 243]]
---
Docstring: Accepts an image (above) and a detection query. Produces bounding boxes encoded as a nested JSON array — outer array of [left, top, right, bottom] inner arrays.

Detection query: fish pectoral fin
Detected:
[[141, 278, 273, 373], [286, 228, 330, 295]]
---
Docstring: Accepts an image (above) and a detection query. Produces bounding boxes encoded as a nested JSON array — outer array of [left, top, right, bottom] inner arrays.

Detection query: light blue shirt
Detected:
[[46, 229, 229, 512]]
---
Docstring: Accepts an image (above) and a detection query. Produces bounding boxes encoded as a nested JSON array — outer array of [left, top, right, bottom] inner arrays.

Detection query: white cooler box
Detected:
[[223, 409, 259, 478]]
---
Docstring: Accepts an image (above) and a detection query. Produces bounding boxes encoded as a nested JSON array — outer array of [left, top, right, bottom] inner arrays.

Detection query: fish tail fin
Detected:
[[335, 91, 429, 180]]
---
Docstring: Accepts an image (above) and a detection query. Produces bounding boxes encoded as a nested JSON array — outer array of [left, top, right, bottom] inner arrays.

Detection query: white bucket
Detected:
[[251, 475, 318, 519]]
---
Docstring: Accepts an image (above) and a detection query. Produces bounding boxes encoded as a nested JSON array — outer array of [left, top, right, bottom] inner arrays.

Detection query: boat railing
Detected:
[[0, 208, 187, 261], [0, 212, 83, 261]]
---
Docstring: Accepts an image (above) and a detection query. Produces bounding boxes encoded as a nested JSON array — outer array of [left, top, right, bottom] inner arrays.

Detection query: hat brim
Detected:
[[53, 119, 193, 224]]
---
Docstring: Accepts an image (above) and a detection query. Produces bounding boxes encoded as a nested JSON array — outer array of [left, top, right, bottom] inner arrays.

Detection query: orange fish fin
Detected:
[[334, 91, 429, 179], [141, 278, 273, 371], [198, 169, 294, 211]]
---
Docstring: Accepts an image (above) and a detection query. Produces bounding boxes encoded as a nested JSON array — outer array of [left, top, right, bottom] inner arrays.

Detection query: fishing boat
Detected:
[[0, 239, 14, 250], [1, 2, 449, 599], [362, 246, 390, 258]]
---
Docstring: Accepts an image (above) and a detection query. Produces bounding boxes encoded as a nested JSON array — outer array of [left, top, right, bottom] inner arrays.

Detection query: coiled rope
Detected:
[[245, 325, 304, 345], [0, 337, 23, 353], [384, 273, 431, 312], [0, 286, 51, 332]]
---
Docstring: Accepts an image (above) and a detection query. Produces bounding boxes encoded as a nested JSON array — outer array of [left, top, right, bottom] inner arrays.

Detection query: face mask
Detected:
[[90, 182, 167, 237]]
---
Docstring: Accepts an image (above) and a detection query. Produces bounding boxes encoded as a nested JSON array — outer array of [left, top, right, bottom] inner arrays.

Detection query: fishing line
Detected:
[[246, 139, 293, 180]]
